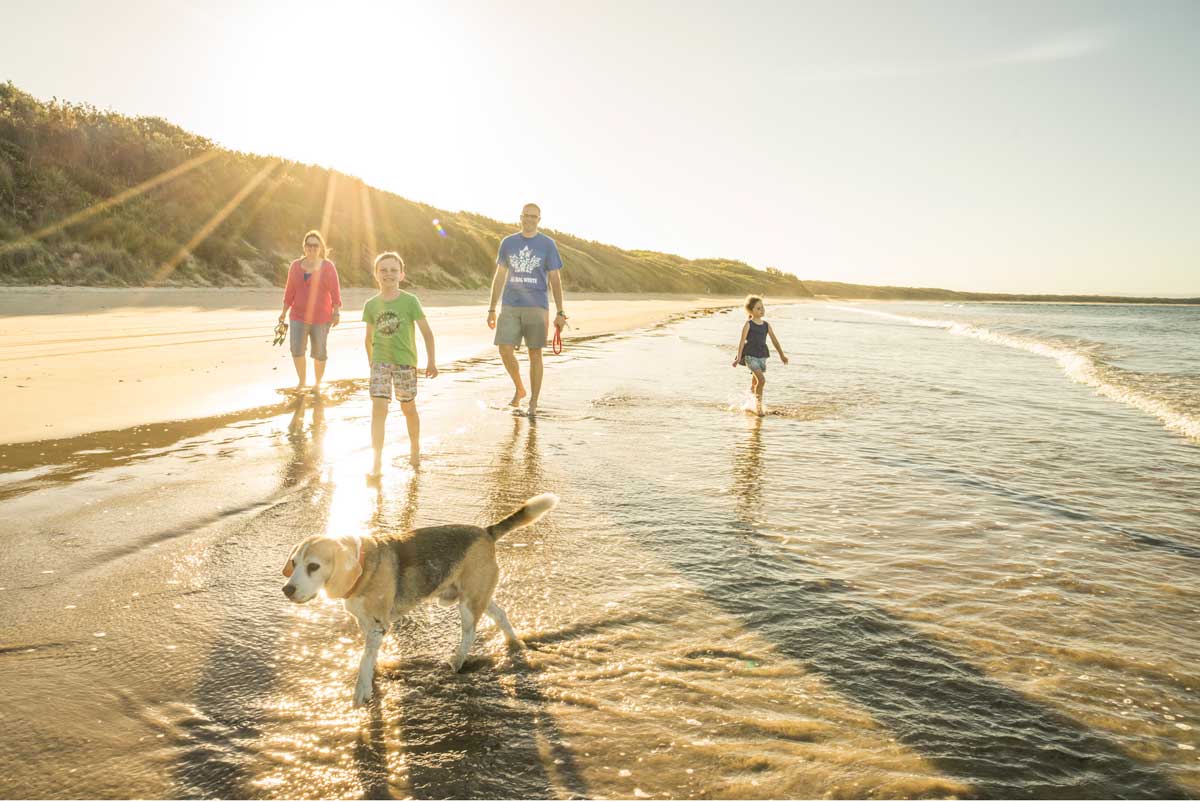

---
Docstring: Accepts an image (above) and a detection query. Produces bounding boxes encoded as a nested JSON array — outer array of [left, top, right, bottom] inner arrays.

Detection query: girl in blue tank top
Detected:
[[732, 295, 789, 416]]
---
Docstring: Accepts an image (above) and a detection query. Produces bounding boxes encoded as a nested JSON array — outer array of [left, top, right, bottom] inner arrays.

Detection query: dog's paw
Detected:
[[352, 682, 374, 707], [447, 652, 466, 673]]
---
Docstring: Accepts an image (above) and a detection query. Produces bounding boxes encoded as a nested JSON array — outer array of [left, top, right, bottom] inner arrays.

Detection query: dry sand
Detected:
[[0, 287, 751, 444]]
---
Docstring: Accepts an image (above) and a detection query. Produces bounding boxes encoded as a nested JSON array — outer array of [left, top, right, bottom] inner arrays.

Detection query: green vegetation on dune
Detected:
[[5, 84, 1191, 304], [0, 83, 811, 296]]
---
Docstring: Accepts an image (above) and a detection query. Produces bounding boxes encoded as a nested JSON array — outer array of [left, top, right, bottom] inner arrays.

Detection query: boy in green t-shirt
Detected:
[[363, 252, 438, 475]]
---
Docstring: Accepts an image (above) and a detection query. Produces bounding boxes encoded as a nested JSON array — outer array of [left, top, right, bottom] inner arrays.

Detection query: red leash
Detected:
[[551, 314, 567, 355]]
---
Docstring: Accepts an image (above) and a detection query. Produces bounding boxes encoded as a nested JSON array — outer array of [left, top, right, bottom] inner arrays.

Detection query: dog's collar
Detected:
[[343, 537, 367, 598]]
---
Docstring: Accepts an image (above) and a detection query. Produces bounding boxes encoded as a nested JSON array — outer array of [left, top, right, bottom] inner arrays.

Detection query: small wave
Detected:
[[831, 306, 1200, 442]]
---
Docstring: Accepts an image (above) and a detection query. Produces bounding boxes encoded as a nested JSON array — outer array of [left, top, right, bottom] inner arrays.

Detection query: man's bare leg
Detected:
[[292, 356, 307, 389], [527, 348, 544, 417], [498, 344, 526, 407]]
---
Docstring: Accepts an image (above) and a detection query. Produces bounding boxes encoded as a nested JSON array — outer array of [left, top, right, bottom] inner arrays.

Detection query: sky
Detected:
[[4, 0, 1199, 295]]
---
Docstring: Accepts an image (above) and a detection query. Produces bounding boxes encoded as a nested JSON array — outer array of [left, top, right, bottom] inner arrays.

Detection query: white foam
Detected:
[[830, 305, 1200, 442]]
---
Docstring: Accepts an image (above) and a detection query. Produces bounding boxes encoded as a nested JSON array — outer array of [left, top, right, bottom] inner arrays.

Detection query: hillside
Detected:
[[0, 83, 810, 297]]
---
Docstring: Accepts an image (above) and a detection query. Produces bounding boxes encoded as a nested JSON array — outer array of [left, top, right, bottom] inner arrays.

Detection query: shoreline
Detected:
[[3, 285, 1195, 315], [0, 289, 790, 445], [0, 286, 812, 317]]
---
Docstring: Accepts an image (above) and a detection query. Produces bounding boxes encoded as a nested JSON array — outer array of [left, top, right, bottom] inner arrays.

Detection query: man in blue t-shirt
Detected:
[[486, 202, 566, 416]]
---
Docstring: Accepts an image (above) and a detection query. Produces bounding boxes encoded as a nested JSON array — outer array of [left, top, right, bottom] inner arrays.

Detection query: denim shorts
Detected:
[[744, 355, 768, 373], [290, 322, 331, 360]]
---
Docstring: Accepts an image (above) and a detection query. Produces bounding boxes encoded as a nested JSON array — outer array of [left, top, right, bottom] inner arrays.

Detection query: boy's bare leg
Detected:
[[292, 356, 307, 388], [527, 348, 544, 417], [498, 345, 526, 407], [400, 400, 420, 467], [370, 398, 389, 475], [313, 358, 325, 391]]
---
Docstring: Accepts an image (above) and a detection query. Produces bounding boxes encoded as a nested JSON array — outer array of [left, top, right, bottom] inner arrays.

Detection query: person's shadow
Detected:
[[598, 419, 1190, 799]]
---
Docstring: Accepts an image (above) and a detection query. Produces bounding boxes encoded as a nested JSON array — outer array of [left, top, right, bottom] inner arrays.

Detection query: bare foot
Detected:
[[526, 399, 538, 417], [409, 452, 421, 469], [508, 388, 527, 407]]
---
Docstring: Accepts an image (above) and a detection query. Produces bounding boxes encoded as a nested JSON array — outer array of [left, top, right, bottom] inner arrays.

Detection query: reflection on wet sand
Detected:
[[486, 416, 548, 514], [0, 381, 361, 503], [175, 396, 334, 798], [282, 395, 325, 488], [733, 416, 763, 525], [345, 468, 421, 800]]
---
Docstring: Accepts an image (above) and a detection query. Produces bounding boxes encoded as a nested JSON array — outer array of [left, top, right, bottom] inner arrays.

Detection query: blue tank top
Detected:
[[744, 320, 770, 359]]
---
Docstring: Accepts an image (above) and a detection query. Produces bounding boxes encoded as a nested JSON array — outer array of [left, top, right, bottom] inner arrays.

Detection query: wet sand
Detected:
[[0, 301, 1197, 799], [0, 287, 754, 444]]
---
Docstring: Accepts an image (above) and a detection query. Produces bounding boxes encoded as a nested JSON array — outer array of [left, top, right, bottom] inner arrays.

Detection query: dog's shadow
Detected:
[[351, 636, 587, 800], [378, 652, 493, 677]]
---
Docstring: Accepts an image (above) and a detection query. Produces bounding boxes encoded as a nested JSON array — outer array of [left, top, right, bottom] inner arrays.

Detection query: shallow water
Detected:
[[1, 301, 1198, 799]]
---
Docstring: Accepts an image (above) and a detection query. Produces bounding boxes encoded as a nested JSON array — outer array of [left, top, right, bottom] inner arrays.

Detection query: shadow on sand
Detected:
[[860, 443, 1200, 561], [351, 416, 587, 799], [602, 416, 1191, 798]]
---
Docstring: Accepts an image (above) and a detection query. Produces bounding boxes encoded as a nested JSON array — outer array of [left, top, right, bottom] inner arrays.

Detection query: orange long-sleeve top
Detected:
[[283, 259, 342, 324]]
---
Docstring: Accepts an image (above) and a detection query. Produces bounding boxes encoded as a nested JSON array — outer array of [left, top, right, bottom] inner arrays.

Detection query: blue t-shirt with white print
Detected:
[[497, 232, 562, 309]]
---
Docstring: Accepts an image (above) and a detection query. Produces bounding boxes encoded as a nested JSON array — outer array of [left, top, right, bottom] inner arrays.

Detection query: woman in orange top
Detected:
[[278, 229, 343, 392]]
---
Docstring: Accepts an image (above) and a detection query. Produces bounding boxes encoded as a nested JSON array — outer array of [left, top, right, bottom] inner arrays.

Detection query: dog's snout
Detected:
[[283, 584, 296, 598]]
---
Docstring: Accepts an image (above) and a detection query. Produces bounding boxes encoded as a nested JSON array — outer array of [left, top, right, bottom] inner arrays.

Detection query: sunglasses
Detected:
[[521, 214, 539, 220], [304, 242, 320, 248]]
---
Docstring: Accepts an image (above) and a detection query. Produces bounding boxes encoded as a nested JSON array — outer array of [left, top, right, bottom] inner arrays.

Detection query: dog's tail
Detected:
[[486, 493, 559, 541]]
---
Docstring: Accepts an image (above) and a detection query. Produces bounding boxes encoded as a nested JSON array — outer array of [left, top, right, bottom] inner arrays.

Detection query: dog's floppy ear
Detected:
[[282, 540, 304, 578], [324, 537, 363, 599]]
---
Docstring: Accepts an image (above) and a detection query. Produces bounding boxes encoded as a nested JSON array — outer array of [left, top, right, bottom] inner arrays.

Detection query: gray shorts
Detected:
[[370, 362, 417, 402], [290, 322, 330, 360], [494, 306, 549, 349]]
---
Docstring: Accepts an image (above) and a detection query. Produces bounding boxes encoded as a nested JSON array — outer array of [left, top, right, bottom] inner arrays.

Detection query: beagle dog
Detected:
[[282, 493, 558, 706]]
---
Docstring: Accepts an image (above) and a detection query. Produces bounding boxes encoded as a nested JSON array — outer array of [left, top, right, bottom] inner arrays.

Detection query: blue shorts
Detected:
[[290, 322, 330, 360], [744, 355, 768, 373]]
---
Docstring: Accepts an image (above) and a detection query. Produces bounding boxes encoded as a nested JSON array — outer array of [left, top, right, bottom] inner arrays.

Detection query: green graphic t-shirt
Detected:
[[362, 292, 425, 366]]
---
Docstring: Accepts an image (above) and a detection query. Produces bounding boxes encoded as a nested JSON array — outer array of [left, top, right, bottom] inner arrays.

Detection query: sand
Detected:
[[0, 287, 751, 444]]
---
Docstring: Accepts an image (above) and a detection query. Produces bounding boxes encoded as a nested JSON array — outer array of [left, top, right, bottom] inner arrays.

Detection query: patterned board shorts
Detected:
[[744, 355, 768, 373], [370, 362, 418, 402]]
